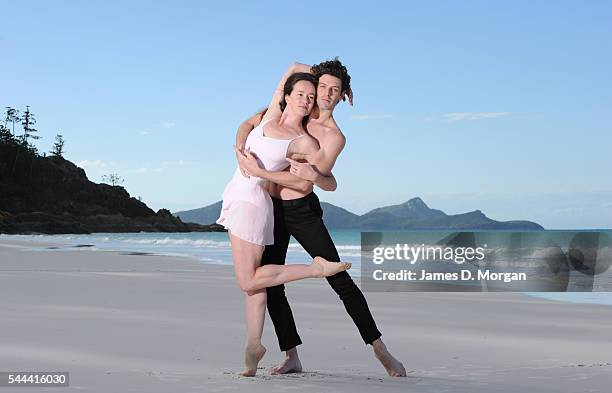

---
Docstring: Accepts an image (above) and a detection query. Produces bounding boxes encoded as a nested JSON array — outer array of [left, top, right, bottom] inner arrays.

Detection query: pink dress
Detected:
[[217, 119, 302, 246]]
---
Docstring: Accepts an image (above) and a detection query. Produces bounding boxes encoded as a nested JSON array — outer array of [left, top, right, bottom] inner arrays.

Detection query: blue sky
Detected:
[[2, 0, 611, 228]]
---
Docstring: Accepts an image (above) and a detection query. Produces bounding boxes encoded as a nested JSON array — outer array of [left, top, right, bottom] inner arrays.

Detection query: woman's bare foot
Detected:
[[242, 343, 266, 377], [372, 339, 407, 377], [311, 256, 351, 278], [268, 348, 302, 374]]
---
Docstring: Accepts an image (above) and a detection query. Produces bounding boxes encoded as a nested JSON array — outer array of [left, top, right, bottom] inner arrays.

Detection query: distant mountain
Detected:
[[174, 201, 222, 226], [174, 197, 544, 230], [363, 197, 445, 220], [319, 202, 361, 229]]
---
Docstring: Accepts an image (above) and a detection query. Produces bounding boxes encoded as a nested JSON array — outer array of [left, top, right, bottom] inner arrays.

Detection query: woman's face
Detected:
[[285, 80, 316, 116]]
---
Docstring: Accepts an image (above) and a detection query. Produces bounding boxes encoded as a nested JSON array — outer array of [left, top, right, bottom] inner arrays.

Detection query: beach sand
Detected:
[[1, 239, 610, 392]]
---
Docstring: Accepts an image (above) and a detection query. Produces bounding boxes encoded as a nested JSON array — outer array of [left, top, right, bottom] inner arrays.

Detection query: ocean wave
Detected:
[[287, 243, 360, 251], [339, 252, 362, 257], [119, 237, 232, 248]]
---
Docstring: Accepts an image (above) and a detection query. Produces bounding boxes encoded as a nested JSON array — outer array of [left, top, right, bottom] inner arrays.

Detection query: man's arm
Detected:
[[258, 131, 338, 192], [235, 112, 262, 149], [289, 133, 346, 177], [285, 158, 337, 191], [301, 133, 346, 176], [258, 167, 337, 192]]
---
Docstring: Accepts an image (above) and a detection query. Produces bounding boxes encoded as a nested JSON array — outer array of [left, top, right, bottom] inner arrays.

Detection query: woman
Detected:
[[216, 73, 351, 376]]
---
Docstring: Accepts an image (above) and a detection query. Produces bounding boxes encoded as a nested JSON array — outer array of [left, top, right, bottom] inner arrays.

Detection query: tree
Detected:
[[102, 173, 124, 186], [20, 106, 40, 151], [0, 124, 12, 143], [50, 134, 66, 158], [4, 107, 20, 136]]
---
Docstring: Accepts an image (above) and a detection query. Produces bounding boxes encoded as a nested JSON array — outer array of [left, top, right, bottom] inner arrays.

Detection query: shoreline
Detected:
[[2, 235, 610, 307]]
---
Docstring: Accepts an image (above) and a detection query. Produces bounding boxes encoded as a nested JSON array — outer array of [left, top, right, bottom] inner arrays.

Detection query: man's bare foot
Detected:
[[372, 339, 406, 377], [242, 343, 266, 377], [311, 256, 351, 278], [268, 354, 302, 374]]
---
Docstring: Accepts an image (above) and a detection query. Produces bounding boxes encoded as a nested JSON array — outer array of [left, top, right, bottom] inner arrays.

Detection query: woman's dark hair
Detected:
[[254, 73, 317, 128], [278, 72, 317, 127], [279, 72, 318, 112]]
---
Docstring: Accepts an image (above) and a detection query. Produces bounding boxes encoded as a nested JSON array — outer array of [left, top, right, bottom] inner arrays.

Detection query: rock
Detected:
[[0, 141, 224, 234]]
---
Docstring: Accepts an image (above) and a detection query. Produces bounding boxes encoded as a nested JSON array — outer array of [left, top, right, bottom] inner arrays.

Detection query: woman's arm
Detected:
[[261, 62, 312, 122], [235, 61, 312, 160]]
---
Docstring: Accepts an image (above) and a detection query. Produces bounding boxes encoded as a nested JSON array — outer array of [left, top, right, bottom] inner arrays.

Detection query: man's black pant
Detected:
[[261, 192, 382, 351]]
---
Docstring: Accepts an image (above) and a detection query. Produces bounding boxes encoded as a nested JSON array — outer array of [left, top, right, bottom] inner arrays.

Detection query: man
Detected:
[[235, 59, 406, 377]]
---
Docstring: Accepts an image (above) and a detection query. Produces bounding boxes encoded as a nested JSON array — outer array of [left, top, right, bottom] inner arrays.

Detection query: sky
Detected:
[[1, 0, 611, 229]]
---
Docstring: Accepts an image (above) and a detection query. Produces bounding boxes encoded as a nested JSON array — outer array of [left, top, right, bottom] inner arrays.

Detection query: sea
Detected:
[[1, 230, 611, 306]]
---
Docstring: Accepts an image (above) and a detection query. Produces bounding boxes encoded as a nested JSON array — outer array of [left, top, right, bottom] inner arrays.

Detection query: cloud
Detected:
[[134, 167, 164, 174], [161, 160, 195, 167], [137, 122, 175, 136], [443, 112, 512, 122], [351, 114, 393, 121], [77, 159, 107, 169], [551, 206, 586, 215]]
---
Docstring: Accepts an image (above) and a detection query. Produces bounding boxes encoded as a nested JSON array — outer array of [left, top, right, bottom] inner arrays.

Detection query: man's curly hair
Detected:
[[311, 57, 351, 96]]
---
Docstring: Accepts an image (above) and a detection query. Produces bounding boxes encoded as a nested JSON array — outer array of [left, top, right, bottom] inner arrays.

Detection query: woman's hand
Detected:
[[234, 145, 262, 178], [287, 158, 318, 182], [234, 144, 249, 178]]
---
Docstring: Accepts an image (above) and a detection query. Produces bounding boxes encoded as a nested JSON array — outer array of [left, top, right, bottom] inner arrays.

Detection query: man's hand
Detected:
[[342, 86, 354, 106], [287, 158, 318, 182]]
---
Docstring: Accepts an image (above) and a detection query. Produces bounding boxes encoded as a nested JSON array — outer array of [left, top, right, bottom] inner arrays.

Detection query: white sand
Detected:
[[0, 239, 610, 392]]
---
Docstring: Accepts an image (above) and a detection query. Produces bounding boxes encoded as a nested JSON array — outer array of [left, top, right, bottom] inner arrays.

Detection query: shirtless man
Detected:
[[235, 58, 406, 377]]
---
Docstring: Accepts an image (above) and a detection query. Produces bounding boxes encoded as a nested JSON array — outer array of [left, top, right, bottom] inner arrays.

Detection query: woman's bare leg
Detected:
[[230, 233, 351, 293], [229, 233, 351, 376], [243, 289, 267, 377], [230, 233, 267, 376]]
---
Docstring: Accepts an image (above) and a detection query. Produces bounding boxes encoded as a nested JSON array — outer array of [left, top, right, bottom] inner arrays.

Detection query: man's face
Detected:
[[317, 74, 342, 111]]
